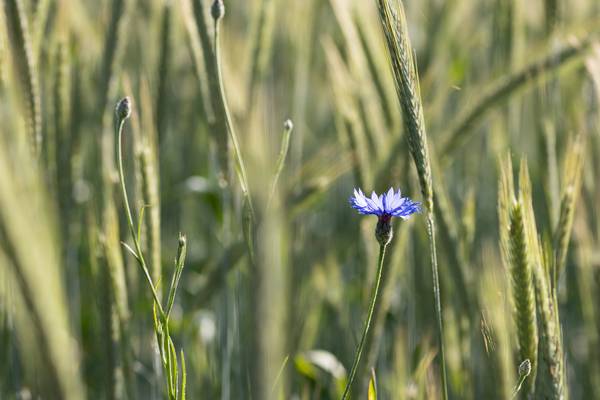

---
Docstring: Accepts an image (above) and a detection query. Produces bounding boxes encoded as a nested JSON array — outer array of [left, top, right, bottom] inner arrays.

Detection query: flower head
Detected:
[[350, 187, 420, 246], [349, 187, 421, 220]]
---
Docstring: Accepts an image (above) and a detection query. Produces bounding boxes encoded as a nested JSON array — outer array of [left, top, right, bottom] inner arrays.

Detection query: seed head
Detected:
[[178, 233, 187, 247], [518, 359, 531, 377], [211, 0, 225, 21], [116, 97, 132, 121], [284, 119, 293, 132]]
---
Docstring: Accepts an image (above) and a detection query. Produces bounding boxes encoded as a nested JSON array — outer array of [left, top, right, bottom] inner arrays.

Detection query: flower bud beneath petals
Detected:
[[375, 215, 393, 246], [116, 97, 131, 121]]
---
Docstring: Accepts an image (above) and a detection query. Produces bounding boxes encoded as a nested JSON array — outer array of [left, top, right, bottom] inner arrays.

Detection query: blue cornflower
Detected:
[[349, 187, 421, 220], [350, 188, 421, 245]]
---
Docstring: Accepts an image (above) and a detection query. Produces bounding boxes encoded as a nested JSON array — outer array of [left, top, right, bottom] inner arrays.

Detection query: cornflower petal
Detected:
[[353, 189, 368, 208], [368, 192, 383, 213], [350, 187, 420, 220]]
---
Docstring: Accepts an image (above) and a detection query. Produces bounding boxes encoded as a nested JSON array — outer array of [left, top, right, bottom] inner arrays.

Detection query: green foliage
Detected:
[[0, 0, 599, 398]]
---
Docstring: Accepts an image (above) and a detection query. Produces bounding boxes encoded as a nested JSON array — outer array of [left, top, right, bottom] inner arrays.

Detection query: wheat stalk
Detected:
[[375, 1, 447, 398]]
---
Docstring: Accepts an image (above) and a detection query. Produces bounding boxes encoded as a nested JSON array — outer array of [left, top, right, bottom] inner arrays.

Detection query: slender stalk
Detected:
[[267, 119, 294, 208], [426, 215, 448, 400], [212, 12, 251, 200], [210, 2, 256, 266], [375, 2, 448, 397], [115, 101, 165, 320], [341, 243, 388, 400]]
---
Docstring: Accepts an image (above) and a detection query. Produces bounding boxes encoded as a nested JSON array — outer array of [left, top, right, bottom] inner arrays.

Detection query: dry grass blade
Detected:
[[441, 36, 592, 160]]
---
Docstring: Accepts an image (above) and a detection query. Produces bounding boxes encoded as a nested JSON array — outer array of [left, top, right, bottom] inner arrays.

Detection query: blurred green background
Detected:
[[1, 0, 600, 398]]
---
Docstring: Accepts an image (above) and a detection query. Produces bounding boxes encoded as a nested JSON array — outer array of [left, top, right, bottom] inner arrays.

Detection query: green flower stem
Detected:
[[341, 243, 388, 400], [212, 15, 252, 202], [116, 117, 166, 321]]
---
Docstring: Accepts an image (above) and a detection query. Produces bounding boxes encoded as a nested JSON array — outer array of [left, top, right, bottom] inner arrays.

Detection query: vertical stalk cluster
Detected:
[[499, 157, 538, 397], [0, 127, 85, 399], [189, 4, 296, 397], [192, 0, 254, 257], [115, 97, 187, 400], [499, 155, 571, 399], [375, 1, 447, 397], [2, 0, 42, 155], [191, 0, 233, 185]]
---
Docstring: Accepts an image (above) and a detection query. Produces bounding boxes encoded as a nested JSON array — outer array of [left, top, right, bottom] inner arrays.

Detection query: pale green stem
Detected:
[[427, 214, 448, 400], [511, 372, 530, 399], [213, 18, 252, 203], [341, 243, 388, 400], [116, 118, 166, 321]]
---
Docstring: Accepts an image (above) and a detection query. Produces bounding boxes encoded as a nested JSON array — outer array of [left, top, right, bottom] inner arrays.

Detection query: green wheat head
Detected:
[[376, 0, 432, 212], [498, 156, 539, 398], [523, 157, 568, 399]]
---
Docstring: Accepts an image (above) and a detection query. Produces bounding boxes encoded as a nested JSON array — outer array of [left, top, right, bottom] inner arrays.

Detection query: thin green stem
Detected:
[[116, 118, 166, 320], [341, 243, 388, 400], [427, 214, 448, 400], [267, 120, 294, 209], [213, 19, 252, 202], [511, 371, 530, 399]]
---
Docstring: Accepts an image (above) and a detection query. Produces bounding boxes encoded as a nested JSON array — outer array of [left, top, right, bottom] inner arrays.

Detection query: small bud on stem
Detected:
[[284, 119, 293, 132], [519, 359, 531, 378], [116, 96, 131, 121], [211, 0, 225, 21]]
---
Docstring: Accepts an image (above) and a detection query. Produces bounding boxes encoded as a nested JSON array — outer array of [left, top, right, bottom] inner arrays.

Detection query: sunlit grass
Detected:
[[1, 0, 599, 399]]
